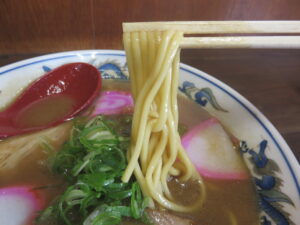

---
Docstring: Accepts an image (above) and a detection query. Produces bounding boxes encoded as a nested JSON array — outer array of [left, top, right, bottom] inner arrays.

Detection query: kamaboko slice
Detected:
[[182, 118, 249, 180]]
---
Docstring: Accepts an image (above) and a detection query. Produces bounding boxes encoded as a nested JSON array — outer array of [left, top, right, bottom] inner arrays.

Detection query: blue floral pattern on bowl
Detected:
[[240, 140, 295, 225], [179, 80, 227, 112]]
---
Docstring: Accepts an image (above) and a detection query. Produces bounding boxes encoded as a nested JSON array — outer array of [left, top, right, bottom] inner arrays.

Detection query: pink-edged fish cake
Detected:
[[182, 118, 249, 180], [92, 91, 134, 116], [0, 186, 44, 225]]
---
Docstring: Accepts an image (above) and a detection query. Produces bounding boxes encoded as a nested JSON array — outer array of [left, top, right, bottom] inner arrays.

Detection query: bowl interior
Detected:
[[0, 50, 299, 224]]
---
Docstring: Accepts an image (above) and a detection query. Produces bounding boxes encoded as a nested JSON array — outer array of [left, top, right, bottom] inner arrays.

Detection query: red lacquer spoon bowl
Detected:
[[0, 62, 101, 138]]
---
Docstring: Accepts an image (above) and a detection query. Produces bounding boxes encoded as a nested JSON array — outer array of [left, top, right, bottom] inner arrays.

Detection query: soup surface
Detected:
[[0, 80, 260, 225]]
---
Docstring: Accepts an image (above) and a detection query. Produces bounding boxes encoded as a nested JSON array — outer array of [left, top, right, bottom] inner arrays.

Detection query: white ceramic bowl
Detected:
[[0, 50, 299, 225]]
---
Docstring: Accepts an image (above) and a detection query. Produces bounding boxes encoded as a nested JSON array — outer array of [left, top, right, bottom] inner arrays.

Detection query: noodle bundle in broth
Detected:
[[123, 30, 205, 212]]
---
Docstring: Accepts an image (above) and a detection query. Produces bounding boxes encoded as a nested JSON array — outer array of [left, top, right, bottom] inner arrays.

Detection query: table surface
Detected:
[[0, 50, 299, 163], [1, 0, 300, 53]]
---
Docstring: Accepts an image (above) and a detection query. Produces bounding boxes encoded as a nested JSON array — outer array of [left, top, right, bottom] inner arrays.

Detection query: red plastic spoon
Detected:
[[0, 62, 101, 138]]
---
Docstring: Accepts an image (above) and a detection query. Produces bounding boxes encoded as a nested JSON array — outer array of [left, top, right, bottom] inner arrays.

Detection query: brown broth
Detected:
[[168, 178, 259, 225], [0, 145, 66, 204], [15, 95, 74, 128], [0, 80, 260, 225], [174, 91, 260, 224], [0, 122, 72, 224]]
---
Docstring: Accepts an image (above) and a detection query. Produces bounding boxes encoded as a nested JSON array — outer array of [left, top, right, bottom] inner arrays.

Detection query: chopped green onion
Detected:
[[36, 115, 149, 225]]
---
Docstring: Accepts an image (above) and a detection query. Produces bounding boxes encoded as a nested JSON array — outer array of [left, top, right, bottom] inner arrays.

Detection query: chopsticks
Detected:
[[181, 36, 300, 49], [123, 21, 300, 49], [123, 21, 300, 34]]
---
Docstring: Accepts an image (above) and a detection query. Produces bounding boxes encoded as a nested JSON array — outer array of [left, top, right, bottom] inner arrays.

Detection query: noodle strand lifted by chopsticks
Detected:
[[122, 30, 205, 212]]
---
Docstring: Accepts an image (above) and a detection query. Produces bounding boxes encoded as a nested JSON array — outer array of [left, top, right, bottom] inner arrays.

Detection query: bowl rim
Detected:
[[0, 49, 299, 196]]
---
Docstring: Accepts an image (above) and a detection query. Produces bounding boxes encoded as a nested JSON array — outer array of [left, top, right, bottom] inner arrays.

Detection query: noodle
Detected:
[[122, 30, 206, 212], [0, 122, 72, 171]]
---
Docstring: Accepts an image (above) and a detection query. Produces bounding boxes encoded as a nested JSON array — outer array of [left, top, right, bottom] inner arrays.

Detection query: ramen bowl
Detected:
[[0, 50, 299, 225]]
